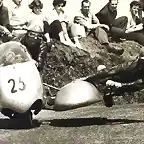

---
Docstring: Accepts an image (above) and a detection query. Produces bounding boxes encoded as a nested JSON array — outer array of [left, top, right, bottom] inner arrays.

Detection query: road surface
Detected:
[[1, 104, 144, 144]]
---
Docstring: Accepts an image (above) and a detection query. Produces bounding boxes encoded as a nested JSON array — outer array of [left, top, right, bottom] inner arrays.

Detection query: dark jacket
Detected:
[[96, 2, 117, 26], [86, 56, 144, 95], [0, 5, 9, 27]]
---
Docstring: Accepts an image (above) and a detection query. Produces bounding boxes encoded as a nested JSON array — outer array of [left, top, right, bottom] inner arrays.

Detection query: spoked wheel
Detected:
[[12, 110, 33, 128]]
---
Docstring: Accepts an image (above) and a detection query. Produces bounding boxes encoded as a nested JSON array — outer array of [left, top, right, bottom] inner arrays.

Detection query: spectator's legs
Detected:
[[125, 31, 144, 45], [94, 27, 109, 44], [110, 16, 128, 40], [61, 22, 75, 47], [12, 30, 27, 41], [94, 27, 124, 55], [47, 20, 62, 40], [113, 16, 128, 30], [47, 20, 69, 46], [21, 34, 40, 61], [110, 27, 126, 40], [69, 23, 83, 49]]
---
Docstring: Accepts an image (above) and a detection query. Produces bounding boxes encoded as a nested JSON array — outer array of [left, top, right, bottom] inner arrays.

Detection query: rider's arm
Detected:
[[113, 79, 144, 95]]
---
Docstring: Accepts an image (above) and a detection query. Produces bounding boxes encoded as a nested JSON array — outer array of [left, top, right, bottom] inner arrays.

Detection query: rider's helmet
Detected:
[[97, 65, 106, 72]]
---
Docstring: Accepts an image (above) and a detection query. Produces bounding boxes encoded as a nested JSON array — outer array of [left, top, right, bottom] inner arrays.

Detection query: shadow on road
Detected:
[[0, 117, 144, 129], [47, 117, 144, 127], [0, 119, 41, 130]]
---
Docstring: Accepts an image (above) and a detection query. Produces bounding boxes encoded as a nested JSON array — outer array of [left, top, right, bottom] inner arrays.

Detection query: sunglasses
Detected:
[[57, 4, 64, 7]]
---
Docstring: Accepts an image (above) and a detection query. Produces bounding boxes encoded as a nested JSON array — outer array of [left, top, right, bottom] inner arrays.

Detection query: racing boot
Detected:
[[103, 85, 114, 107], [103, 93, 114, 107], [105, 43, 124, 55]]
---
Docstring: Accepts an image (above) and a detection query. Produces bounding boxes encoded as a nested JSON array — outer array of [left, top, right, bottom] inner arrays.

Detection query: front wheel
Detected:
[[12, 110, 33, 128]]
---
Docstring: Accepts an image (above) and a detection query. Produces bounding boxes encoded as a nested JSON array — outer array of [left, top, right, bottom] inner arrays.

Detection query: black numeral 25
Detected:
[[8, 78, 26, 93]]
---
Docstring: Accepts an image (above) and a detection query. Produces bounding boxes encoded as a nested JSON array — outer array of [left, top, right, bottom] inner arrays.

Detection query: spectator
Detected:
[[21, 0, 50, 71], [125, 1, 144, 45], [50, 0, 82, 48], [74, 0, 123, 55], [9, 0, 31, 40], [126, 1, 142, 33], [96, 0, 128, 41], [9, 0, 30, 26]]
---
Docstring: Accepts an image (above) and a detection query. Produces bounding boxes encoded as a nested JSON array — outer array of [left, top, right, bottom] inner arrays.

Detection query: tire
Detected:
[[12, 110, 33, 128], [1, 108, 13, 119]]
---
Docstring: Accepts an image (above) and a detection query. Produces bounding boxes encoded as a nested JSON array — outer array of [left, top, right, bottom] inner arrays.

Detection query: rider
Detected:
[[85, 50, 144, 107]]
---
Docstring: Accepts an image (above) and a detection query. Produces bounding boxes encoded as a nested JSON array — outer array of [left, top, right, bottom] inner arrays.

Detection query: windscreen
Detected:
[[0, 41, 31, 67]]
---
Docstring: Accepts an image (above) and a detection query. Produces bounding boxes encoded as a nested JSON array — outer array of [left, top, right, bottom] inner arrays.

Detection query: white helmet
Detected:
[[97, 65, 106, 72]]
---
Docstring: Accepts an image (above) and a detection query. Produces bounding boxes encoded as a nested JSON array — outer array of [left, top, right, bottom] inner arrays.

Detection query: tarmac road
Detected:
[[1, 104, 144, 144]]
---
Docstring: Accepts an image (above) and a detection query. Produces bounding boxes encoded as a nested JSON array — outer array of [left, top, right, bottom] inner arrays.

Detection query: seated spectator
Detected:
[[8, 0, 31, 40], [96, 0, 128, 41], [9, 0, 30, 27], [0, 0, 9, 27], [21, 0, 50, 71], [125, 1, 144, 45], [50, 0, 82, 48], [126, 1, 142, 33], [74, 0, 123, 55]]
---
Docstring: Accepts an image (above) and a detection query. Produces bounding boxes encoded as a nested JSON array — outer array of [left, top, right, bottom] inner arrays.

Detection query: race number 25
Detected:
[[8, 77, 26, 93]]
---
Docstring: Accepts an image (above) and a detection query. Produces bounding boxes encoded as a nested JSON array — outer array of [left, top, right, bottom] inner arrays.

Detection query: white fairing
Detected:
[[54, 80, 103, 111], [0, 61, 43, 113], [0, 41, 43, 113]]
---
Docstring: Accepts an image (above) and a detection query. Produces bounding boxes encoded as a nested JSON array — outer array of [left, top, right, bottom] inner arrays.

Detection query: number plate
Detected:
[[8, 77, 26, 94], [0, 68, 27, 97], [0, 62, 41, 98]]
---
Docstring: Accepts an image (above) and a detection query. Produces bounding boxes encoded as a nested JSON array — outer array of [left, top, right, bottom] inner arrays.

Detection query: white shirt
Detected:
[[9, 4, 31, 26], [126, 11, 137, 30], [27, 12, 48, 32], [47, 8, 70, 24], [76, 10, 99, 25]]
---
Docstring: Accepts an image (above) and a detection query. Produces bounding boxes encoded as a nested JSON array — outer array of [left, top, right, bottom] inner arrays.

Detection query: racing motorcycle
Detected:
[[0, 41, 45, 127], [45, 58, 144, 111], [0, 25, 143, 128]]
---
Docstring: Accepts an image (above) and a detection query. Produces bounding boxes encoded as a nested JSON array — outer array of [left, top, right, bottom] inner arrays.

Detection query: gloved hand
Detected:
[[106, 80, 122, 88]]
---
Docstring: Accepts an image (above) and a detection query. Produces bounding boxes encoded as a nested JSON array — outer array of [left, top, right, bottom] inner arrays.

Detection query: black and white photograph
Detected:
[[0, 0, 144, 143]]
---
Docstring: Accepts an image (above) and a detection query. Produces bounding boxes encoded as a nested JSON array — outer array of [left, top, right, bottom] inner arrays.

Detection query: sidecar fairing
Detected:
[[0, 41, 44, 114], [53, 79, 103, 111]]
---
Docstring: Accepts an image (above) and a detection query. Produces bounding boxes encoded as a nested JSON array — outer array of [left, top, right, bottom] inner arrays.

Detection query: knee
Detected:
[[120, 16, 128, 24], [51, 20, 62, 30], [69, 23, 76, 29], [111, 27, 125, 33], [52, 20, 61, 25]]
